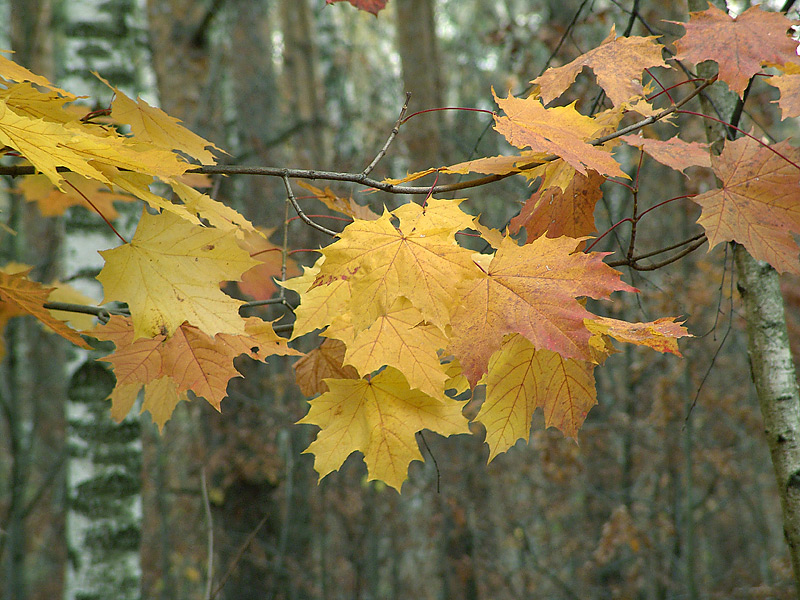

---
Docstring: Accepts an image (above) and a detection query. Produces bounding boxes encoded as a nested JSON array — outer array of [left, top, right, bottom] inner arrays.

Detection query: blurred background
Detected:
[[0, 0, 797, 598]]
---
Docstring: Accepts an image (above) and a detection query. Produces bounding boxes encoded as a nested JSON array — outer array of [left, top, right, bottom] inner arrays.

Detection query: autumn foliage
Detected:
[[1, 4, 799, 491]]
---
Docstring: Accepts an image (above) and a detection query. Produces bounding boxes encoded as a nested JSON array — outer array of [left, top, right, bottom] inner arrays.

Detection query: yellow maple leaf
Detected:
[[170, 180, 260, 237], [478, 334, 596, 459], [98, 209, 257, 338], [298, 366, 470, 491], [313, 198, 479, 332], [0, 102, 189, 189], [324, 297, 450, 399], [102, 76, 223, 164], [281, 256, 351, 339], [17, 172, 134, 219]]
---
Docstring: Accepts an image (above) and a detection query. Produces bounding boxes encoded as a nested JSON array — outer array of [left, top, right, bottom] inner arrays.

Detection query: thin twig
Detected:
[[209, 513, 270, 600], [282, 174, 338, 237], [201, 468, 214, 600], [362, 92, 411, 177], [628, 237, 708, 271]]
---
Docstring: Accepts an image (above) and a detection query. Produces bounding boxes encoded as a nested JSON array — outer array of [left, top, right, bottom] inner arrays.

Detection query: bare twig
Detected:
[[209, 513, 270, 600], [282, 174, 338, 237], [201, 468, 214, 600], [362, 92, 411, 177]]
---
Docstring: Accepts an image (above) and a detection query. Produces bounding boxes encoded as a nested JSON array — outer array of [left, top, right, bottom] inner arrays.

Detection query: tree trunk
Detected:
[[65, 363, 143, 600], [395, 0, 445, 170], [686, 0, 800, 594]]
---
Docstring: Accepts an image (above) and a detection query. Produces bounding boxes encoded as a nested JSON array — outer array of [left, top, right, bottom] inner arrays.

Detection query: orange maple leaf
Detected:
[[771, 72, 800, 119], [532, 26, 666, 114], [236, 229, 300, 301], [478, 334, 596, 458], [692, 137, 800, 274], [326, 0, 386, 15], [673, 4, 800, 96], [17, 173, 134, 219], [509, 170, 604, 241], [298, 367, 469, 492], [447, 236, 636, 385], [0, 267, 90, 352], [293, 338, 359, 396], [91, 315, 299, 430], [492, 90, 626, 178], [297, 182, 379, 221]]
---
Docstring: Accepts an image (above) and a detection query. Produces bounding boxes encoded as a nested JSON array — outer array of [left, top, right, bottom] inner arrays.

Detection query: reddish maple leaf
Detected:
[[447, 237, 636, 385], [692, 136, 800, 274], [673, 4, 800, 96], [509, 170, 604, 242], [620, 134, 711, 174], [326, 0, 387, 16]]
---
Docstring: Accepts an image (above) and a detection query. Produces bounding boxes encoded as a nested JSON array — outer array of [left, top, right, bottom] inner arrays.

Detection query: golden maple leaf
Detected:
[[478, 334, 597, 458], [98, 209, 258, 338], [298, 366, 469, 492]]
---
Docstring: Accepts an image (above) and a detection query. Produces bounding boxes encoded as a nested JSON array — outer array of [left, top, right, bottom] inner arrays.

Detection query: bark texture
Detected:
[[735, 247, 800, 597]]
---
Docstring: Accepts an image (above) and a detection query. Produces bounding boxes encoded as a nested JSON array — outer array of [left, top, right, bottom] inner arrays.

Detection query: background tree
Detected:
[[0, 2, 798, 600]]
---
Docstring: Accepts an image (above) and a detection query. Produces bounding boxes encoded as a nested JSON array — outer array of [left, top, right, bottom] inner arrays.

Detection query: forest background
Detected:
[[1, 0, 799, 599]]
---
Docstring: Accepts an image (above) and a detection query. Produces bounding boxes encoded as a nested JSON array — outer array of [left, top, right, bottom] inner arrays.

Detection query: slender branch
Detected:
[[362, 92, 411, 177], [282, 174, 338, 237], [209, 512, 270, 600], [628, 237, 707, 271], [201, 468, 214, 600]]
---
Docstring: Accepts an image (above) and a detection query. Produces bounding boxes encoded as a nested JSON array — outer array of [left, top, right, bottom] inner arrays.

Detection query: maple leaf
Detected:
[[281, 257, 351, 339], [294, 339, 359, 396], [98, 209, 258, 338], [324, 297, 450, 399], [585, 316, 690, 356], [0, 83, 78, 124], [297, 182, 379, 221], [447, 236, 636, 385], [313, 198, 479, 332], [0, 267, 90, 351], [170, 181, 260, 237], [17, 173, 134, 219], [492, 90, 626, 178], [0, 52, 75, 98], [673, 4, 800, 97], [509, 170, 604, 241], [692, 136, 800, 274], [95, 166, 201, 224], [477, 334, 596, 459], [326, 0, 387, 16], [532, 26, 666, 114], [0, 102, 190, 189], [236, 228, 300, 301], [101, 76, 223, 164], [91, 315, 299, 429], [298, 367, 469, 492], [620, 134, 711, 174], [771, 72, 800, 119]]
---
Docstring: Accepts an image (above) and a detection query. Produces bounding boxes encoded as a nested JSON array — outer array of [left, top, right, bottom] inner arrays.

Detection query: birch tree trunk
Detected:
[[686, 0, 800, 594], [60, 2, 150, 598]]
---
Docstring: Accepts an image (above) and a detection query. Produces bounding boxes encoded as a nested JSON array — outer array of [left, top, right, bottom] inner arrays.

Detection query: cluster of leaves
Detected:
[[1, 4, 800, 491]]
